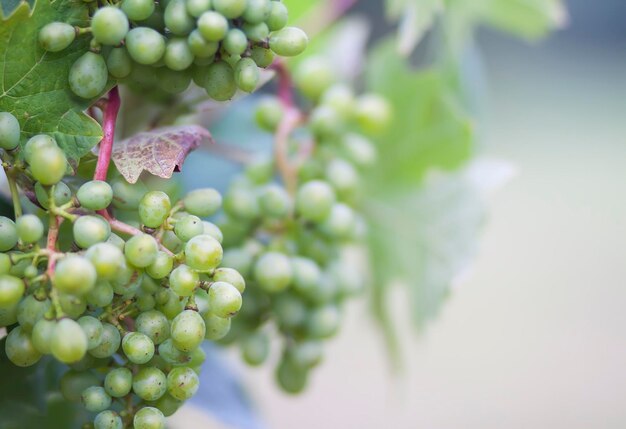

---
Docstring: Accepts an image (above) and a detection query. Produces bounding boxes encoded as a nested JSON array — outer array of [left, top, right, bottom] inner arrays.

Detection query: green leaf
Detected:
[[0, 0, 105, 162], [386, 0, 443, 55]]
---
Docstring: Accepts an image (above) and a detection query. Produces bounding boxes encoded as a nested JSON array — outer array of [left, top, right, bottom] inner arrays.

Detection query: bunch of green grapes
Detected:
[[214, 58, 392, 393], [38, 0, 307, 100], [0, 112, 246, 428]]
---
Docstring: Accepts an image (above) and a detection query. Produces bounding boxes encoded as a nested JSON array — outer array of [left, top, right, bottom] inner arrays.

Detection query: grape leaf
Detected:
[[0, 0, 106, 162], [112, 125, 212, 184], [386, 0, 443, 55]]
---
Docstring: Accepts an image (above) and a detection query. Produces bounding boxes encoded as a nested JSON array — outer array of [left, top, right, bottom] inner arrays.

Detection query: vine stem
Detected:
[[271, 60, 295, 108], [94, 86, 121, 182]]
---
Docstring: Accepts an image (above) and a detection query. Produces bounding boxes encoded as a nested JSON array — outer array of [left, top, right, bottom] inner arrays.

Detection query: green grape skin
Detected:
[[193, 55, 215, 68], [249, 46, 275, 68], [183, 188, 222, 217], [133, 367, 167, 401], [212, 0, 246, 18], [53, 255, 97, 295], [112, 265, 143, 297], [326, 158, 358, 197], [295, 180, 336, 222], [32, 318, 56, 354], [107, 47, 133, 79], [255, 96, 283, 131], [220, 248, 253, 278], [146, 251, 174, 279], [203, 61, 236, 101], [223, 186, 259, 220], [170, 309, 205, 352], [89, 323, 121, 358], [148, 393, 182, 417], [184, 234, 223, 271], [241, 332, 269, 366], [202, 221, 223, 243], [294, 57, 334, 100], [73, 215, 111, 249], [29, 144, 67, 185], [276, 357, 308, 394], [310, 105, 343, 138], [51, 318, 88, 364], [174, 215, 204, 242], [0, 253, 9, 275], [81, 386, 112, 413], [253, 252, 292, 293], [69, 51, 108, 100], [187, 29, 219, 58], [5, 326, 42, 367], [242, 0, 269, 23], [156, 67, 192, 94], [212, 267, 245, 293], [208, 281, 242, 318], [78, 315, 103, 350], [158, 338, 192, 365], [306, 305, 341, 339], [286, 340, 323, 368], [137, 7, 166, 31], [122, 0, 155, 21], [164, 0, 195, 35], [77, 180, 113, 210], [320, 203, 356, 239], [185, 0, 211, 17], [126, 27, 166, 65], [15, 214, 43, 244], [39, 22, 76, 52], [112, 177, 148, 210], [274, 293, 307, 329], [58, 293, 88, 319], [60, 370, 99, 402], [16, 295, 50, 332], [0, 304, 18, 327], [94, 410, 123, 429], [197, 11, 229, 42], [244, 156, 274, 182], [166, 367, 199, 401], [242, 22, 269, 42], [136, 310, 170, 345], [137, 291, 156, 311], [0, 112, 20, 150], [125, 233, 159, 268], [203, 312, 230, 340], [234, 57, 260, 93], [122, 331, 155, 364], [156, 289, 184, 320], [266, 1, 288, 31], [321, 84, 355, 119], [223, 28, 248, 56], [35, 181, 72, 209], [164, 37, 194, 70], [291, 257, 321, 294], [92, 6, 129, 45], [354, 93, 392, 135], [341, 133, 377, 167], [86, 243, 126, 280], [169, 264, 199, 297], [259, 184, 291, 218], [104, 367, 133, 398], [269, 27, 308, 57], [139, 190, 171, 228], [0, 217, 17, 252], [134, 407, 166, 429], [23, 134, 56, 163], [221, 51, 241, 68]]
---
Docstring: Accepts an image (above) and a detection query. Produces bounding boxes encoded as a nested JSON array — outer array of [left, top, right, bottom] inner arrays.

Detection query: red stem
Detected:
[[271, 60, 295, 108], [46, 216, 63, 277], [94, 86, 121, 181]]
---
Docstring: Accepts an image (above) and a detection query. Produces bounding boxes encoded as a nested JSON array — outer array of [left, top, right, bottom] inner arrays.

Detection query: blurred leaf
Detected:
[[386, 0, 443, 55], [112, 125, 211, 184], [281, 0, 321, 24]]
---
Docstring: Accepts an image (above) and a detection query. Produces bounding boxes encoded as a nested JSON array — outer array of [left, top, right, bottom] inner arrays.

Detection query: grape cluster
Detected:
[[215, 58, 392, 393], [39, 0, 307, 100], [0, 113, 246, 428]]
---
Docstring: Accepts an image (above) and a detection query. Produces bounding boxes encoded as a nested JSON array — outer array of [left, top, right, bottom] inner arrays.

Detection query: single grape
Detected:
[[164, 0, 195, 35], [107, 46, 133, 79], [203, 312, 231, 340], [122, 331, 155, 364], [185, 0, 211, 17], [156, 67, 192, 94], [0, 304, 18, 327], [274, 293, 307, 329], [223, 28, 248, 56], [212, 0, 246, 18], [0, 112, 20, 150], [86, 242, 126, 280], [34, 181, 71, 209], [208, 281, 241, 318], [58, 293, 88, 319], [122, 0, 155, 21], [81, 386, 112, 413], [242, 21, 269, 42], [187, 29, 219, 58], [234, 57, 260, 93], [276, 357, 308, 394], [169, 264, 199, 297], [306, 305, 341, 339], [183, 188, 222, 217], [166, 367, 199, 401], [29, 144, 67, 185], [77, 180, 113, 210], [197, 11, 228, 41], [111, 264, 143, 297], [73, 215, 111, 248], [295, 180, 336, 222], [0, 218, 19, 251], [16, 295, 50, 332], [132, 367, 167, 401], [326, 158, 358, 197], [255, 96, 283, 131], [5, 326, 42, 367], [164, 37, 194, 70], [291, 257, 321, 294], [184, 234, 223, 271], [89, 323, 121, 358], [104, 367, 133, 397], [156, 289, 184, 320], [23, 134, 56, 163], [202, 221, 223, 243], [286, 340, 323, 368], [320, 203, 356, 239], [203, 61, 236, 101], [174, 215, 203, 242], [139, 190, 171, 228], [354, 93, 392, 135], [148, 393, 182, 417], [125, 233, 159, 268], [223, 186, 259, 220], [259, 184, 291, 218], [60, 370, 99, 402], [266, 1, 288, 31], [321, 84, 355, 118], [253, 252, 292, 293], [146, 251, 174, 279], [134, 407, 166, 429], [294, 57, 334, 100], [32, 318, 56, 354], [51, 318, 88, 363], [125, 27, 166, 65], [212, 267, 245, 293], [78, 315, 104, 350], [241, 331, 270, 366], [269, 27, 308, 57], [309, 105, 343, 138], [158, 338, 191, 365], [136, 310, 170, 345], [242, 0, 269, 23], [138, 7, 166, 31], [94, 410, 123, 429], [341, 133, 377, 167], [170, 309, 205, 352], [249, 46, 275, 68], [54, 255, 97, 295], [15, 214, 44, 244], [92, 6, 129, 45], [39, 22, 76, 52]]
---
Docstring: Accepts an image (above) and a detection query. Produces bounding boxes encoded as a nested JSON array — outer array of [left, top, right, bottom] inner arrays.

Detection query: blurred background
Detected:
[[171, 0, 626, 428]]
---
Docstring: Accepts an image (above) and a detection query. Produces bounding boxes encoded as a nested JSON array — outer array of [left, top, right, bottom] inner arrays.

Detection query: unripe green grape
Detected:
[[295, 180, 335, 222], [134, 407, 166, 429], [321, 83, 355, 118], [107, 47, 133, 79], [104, 367, 133, 398], [29, 144, 67, 185], [306, 305, 341, 339], [291, 257, 321, 294], [234, 57, 259, 93], [60, 370, 99, 402], [269, 26, 307, 57], [148, 393, 182, 417], [125, 233, 159, 268], [166, 367, 199, 400], [266, 1, 288, 31], [94, 410, 123, 429], [81, 386, 111, 413], [164, 37, 194, 70], [208, 281, 241, 318], [212, 0, 246, 18], [184, 234, 223, 271], [136, 291, 156, 311], [112, 265, 143, 296], [92, 7, 129, 45], [133, 367, 167, 401], [197, 11, 228, 41], [187, 29, 218, 58], [35, 181, 71, 209], [170, 309, 205, 352], [158, 338, 191, 365], [85, 243, 126, 280], [310, 105, 343, 138], [203, 312, 230, 340], [242, 0, 269, 23], [223, 186, 259, 220], [112, 177, 147, 209], [0, 304, 18, 327], [242, 21, 269, 42], [86, 282, 113, 306], [5, 326, 42, 367], [326, 158, 358, 197], [250, 46, 275, 68], [241, 331, 269, 366], [89, 323, 121, 358], [23, 265, 38, 279], [23, 134, 56, 163], [130, 63, 159, 87], [294, 57, 334, 100], [255, 96, 283, 131], [169, 264, 199, 297], [77, 180, 113, 210], [341, 133, 377, 167], [186, 0, 211, 17], [122, 0, 155, 21], [54, 255, 97, 295], [122, 331, 155, 364], [51, 318, 88, 363], [212, 267, 245, 293], [39, 22, 76, 52], [286, 340, 323, 368], [203, 61, 236, 101], [276, 357, 308, 394], [223, 28, 248, 56], [15, 214, 43, 244], [139, 190, 171, 228], [69, 50, 109, 99], [274, 293, 306, 329], [136, 310, 170, 345], [354, 93, 392, 135], [183, 188, 222, 217], [0, 112, 20, 150], [126, 27, 166, 65], [254, 251, 292, 292], [16, 295, 50, 332], [174, 215, 203, 242], [146, 251, 174, 279], [0, 254, 9, 275], [137, 7, 166, 31], [32, 318, 56, 354], [165, 0, 195, 35], [73, 215, 111, 249], [58, 293, 88, 318], [320, 203, 356, 239], [156, 67, 192, 94], [156, 289, 184, 320], [199, 221, 221, 244], [0, 222, 22, 253], [78, 315, 103, 350], [259, 184, 291, 218]]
